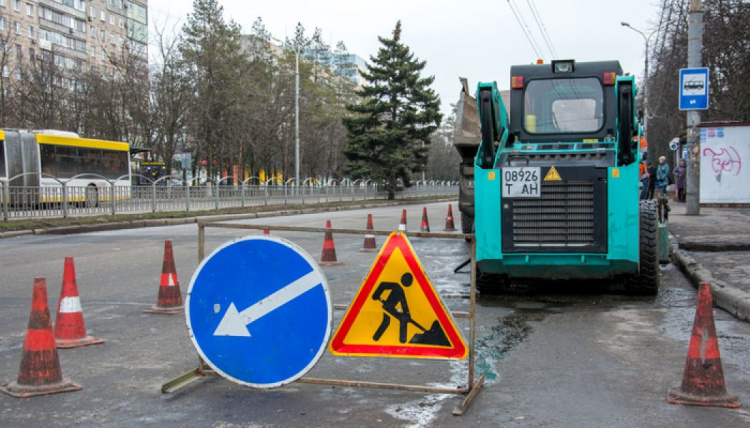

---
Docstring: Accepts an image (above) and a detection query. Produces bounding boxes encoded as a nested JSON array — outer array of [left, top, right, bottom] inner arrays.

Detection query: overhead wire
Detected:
[[506, 0, 544, 59], [526, 0, 558, 59]]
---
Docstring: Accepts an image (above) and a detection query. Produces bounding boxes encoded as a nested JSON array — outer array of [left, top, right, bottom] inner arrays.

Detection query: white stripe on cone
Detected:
[[59, 296, 83, 313], [168, 273, 177, 286]]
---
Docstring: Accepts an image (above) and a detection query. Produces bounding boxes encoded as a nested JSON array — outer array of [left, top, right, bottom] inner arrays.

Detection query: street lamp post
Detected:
[[621, 22, 656, 142], [294, 45, 300, 188], [271, 36, 301, 188]]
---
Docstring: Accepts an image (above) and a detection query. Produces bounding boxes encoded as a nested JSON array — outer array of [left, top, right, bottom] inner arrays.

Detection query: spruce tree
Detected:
[[343, 21, 442, 199]]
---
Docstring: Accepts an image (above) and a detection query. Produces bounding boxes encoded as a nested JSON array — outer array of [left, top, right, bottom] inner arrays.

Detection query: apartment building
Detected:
[[0, 0, 147, 79]]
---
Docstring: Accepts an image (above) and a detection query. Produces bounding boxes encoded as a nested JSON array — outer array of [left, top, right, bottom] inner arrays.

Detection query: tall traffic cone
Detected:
[[398, 209, 407, 232], [143, 240, 184, 315], [320, 220, 343, 266], [1, 278, 82, 398], [360, 214, 377, 252], [667, 282, 741, 408], [444, 204, 457, 231], [420, 207, 431, 232], [54, 257, 105, 348]]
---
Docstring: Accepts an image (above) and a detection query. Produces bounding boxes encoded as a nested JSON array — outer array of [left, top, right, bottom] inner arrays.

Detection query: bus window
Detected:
[[40, 144, 56, 175], [55, 146, 77, 178], [1, 140, 6, 177], [79, 148, 102, 177], [102, 150, 127, 179]]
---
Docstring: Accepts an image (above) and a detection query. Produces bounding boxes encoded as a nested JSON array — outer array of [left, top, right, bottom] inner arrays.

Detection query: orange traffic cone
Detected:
[[1, 278, 82, 398], [360, 214, 377, 252], [320, 220, 343, 266], [398, 209, 407, 232], [667, 282, 741, 408], [54, 257, 105, 348], [444, 204, 457, 231], [420, 207, 431, 232], [143, 240, 184, 315]]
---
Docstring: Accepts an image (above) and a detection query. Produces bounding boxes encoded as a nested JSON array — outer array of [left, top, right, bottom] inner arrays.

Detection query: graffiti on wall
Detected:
[[702, 146, 742, 183]]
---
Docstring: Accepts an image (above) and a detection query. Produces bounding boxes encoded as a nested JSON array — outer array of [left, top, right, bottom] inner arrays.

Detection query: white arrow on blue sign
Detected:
[[186, 236, 332, 388]]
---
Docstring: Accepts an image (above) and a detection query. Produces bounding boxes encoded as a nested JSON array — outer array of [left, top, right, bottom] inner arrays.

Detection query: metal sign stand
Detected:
[[162, 222, 484, 416]]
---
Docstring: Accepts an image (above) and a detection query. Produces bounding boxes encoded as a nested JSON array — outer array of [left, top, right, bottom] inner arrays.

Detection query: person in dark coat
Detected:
[[673, 158, 687, 202], [647, 162, 657, 199]]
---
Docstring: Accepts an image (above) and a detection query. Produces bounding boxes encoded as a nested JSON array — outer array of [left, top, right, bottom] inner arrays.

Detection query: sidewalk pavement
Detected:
[[668, 202, 750, 322]]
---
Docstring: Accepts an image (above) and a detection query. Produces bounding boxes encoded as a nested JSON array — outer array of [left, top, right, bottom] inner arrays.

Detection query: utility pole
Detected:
[[686, 0, 703, 215]]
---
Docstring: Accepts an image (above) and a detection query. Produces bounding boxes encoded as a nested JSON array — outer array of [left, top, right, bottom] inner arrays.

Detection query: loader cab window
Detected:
[[523, 77, 604, 134]]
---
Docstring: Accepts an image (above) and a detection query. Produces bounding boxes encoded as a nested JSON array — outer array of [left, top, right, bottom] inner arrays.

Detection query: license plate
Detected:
[[502, 167, 541, 198]]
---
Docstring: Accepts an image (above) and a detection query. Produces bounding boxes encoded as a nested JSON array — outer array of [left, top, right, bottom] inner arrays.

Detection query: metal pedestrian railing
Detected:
[[1, 179, 458, 220]]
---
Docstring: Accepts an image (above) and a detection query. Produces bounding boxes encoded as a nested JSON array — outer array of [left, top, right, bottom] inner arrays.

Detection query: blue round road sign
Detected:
[[186, 236, 332, 388]]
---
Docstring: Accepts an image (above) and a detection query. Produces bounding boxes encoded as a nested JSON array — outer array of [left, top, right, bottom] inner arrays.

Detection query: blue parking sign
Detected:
[[186, 236, 332, 388], [679, 68, 709, 110]]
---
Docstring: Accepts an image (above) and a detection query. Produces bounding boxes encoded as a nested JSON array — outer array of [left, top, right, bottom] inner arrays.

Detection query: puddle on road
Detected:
[[475, 311, 547, 381]]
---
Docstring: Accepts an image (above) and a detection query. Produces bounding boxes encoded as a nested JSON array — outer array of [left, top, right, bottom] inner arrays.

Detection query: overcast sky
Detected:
[[148, 0, 664, 114]]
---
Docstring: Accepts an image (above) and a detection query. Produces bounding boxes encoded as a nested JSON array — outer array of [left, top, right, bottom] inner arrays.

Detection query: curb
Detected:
[[672, 247, 750, 322]]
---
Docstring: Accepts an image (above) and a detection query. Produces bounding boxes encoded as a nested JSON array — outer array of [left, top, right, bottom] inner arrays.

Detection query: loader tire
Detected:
[[625, 200, 659, 295]]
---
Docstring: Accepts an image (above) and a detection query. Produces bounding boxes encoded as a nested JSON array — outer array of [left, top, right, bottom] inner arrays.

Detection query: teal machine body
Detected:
[[472, 60, 660, 294]]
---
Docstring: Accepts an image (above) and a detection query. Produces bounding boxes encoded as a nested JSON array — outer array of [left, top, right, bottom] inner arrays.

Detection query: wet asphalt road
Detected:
[[1, 201, 749, 427]]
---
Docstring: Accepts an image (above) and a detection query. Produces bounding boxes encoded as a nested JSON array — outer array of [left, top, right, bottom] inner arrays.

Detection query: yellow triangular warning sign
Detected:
[[329, 231, 467, 359], [544, 166, 562, 181]]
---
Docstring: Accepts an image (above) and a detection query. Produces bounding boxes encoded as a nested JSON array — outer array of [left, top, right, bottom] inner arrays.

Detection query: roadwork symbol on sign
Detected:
[[329, 231, 467, 359], [186, 236, 332, 388]]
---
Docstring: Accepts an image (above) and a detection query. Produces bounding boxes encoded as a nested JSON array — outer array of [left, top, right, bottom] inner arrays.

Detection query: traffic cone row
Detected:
[[444, 204, 457, 231], [420, 207, 431, 232], [320, 220, 343, 266], [1, 278, 82, 398], [398, 209, 407, 232], [143, 240, 184, 315], [667, 282, 741, 408], [54, 257, 105, 349], [360, 214, 377, 252]]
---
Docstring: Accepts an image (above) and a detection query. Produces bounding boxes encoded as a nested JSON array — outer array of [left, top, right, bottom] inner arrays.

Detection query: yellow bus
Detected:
[[0, 129, 131, 206]]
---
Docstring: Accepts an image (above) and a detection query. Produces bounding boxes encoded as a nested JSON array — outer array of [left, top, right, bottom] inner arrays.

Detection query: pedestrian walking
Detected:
[[673, 158, 687, 202], [639, 159, 650, 200], [655, 156, 670, 197]]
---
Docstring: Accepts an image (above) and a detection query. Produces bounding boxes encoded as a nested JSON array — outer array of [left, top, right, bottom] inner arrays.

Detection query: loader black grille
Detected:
[[512, 180, 595, 247], [501, 167, 608, 253]]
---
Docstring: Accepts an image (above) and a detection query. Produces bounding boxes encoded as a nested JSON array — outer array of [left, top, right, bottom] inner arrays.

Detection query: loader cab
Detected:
[[509, 60, 623, 144]]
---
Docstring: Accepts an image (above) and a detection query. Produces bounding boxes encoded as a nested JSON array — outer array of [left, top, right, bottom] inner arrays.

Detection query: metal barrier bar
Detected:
[[173, 220, 483, 416]]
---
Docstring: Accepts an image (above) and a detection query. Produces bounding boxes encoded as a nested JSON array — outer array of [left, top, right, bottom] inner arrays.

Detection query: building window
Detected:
[[100, 29, 105, 41], [28, 47, 34, 59], [100, 10, 105, 21], [118, 18, 123, 29], [0, 17, 5, 30], [101, 49, 106, 60], [90, 45, 95, 57], [2, 65, 8, 78], [109, 14, 115, 25], [89, 6, 94, 18], [0, 0, 6, 8], [15, 43, 21, 57], [15, 21, 20, 34], [27, 25, 33, 39], [15, 68, 21, 80], [109, 34, 115, 45], [13, 0, 19, 12], [25, 2, 31, 15]]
